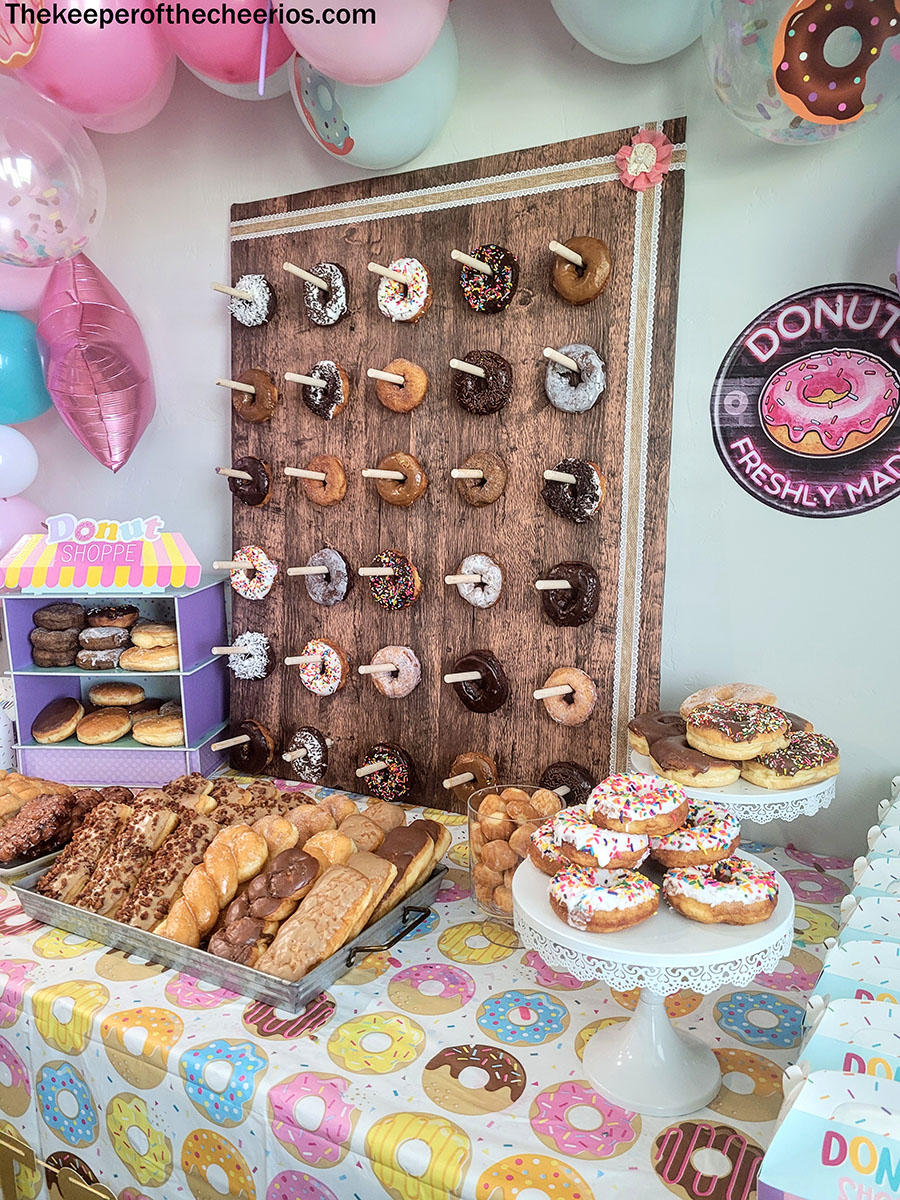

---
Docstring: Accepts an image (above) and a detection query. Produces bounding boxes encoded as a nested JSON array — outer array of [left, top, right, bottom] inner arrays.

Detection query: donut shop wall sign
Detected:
[[711, 285, 900, 518]]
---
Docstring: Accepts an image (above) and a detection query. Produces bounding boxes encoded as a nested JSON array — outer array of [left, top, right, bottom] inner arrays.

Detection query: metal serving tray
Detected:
[[13, 864, 446, 1012], [0, 848, 60, 885]]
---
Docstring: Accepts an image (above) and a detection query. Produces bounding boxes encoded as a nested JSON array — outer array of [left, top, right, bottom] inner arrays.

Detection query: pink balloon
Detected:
[[76, 56, 177, 134], [20, 24, 173, 118], [164, 10, 292, 84], [0, 496, 46, 559], [285, 0, 448, 85], [0, 262, 54, 312], [37, 254, 156, 474]]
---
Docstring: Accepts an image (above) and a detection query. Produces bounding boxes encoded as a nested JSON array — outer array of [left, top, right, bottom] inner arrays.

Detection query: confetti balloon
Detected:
[[0, 313, 52, 424], [0, 426, 39, 498], [0, 78, 106, 268], [37, 254, 156, 474], [0, 496, 46, 558], [702, 0, 900, 145], [289, 18, 458, 171], [550, 0, 704, 64]]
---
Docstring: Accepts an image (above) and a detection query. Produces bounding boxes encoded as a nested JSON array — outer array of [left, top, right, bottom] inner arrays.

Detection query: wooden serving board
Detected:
[[229, 119, 686, 810]]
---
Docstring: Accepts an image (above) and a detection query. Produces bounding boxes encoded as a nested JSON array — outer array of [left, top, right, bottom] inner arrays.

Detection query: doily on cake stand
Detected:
[[630, 751, 835, 824], [512, 856, 795, 1117]]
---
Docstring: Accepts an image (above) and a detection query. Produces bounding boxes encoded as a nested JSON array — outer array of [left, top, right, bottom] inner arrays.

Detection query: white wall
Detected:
[[18, 0, 900, 854]]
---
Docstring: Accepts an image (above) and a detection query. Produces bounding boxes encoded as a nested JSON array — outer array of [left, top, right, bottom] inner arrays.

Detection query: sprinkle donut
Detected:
[[181, 1129, 255, 1200], [165, 974, 239, 1009], [228, 631, 273, 681], [455, 552, 503, 609], [587, 773, 688, 835], [423, 1044, 525, 1115], [522, 950, 589, 991], [107, 1093, 172, 1187], [368, 645, 421, 698], [782, 868, 847, 905], [545, 343, 607, 413], [359, 743, 417, 803], [268, 1171, 339, 1200], [551, 865, 660, 933], [664, 856, 779, 925], [528, 820, 568, 876], [649, 799, 741, 868], [268, 1071, 359, 1168], [242, 995, 335, 1042], [296, 638, 347, 697], [37, 1060, 99, 1146], [304, 547, 351, 606], [366, 549, 422, 610], [327, 1011, 425, 1074], [531, 1080, 640, 1159], [477, 1154, 593, 1200], [714, 990, 804, 1049], [709, 1048, 784, 1122], [303, 261, 348, 327], [458, 243, 519, 312], [454, 350, 514, 416], [230, 545, 278, 601], [793, 904, 838, 946], [366, 1112, 471, 1200], [387, 964, 475, 1015], [437, 920, 518, 965], [653, 1120, 763, 1200], [377, 257, 432, 323], [179, 1039, 268, 1128], [230, 273, 274, 327], [32, 929, 98, 960], [552, 808, 649, 870], [754, 945, 822, 992], [0, 1036, 30, 1116], [101, 1007, 184, 1090], [476, 989, 570, 1046], [32, 980, 109, 1055]]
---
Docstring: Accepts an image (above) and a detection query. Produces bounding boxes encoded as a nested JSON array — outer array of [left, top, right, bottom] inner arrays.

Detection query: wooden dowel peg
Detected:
[[284, 654, 324, 667], [367, 261, 411, 285], [211, 733, 250, 752], [216, 467, 253, 481], [359, 566, 396, 577], [284, 466, 328, 481], [362, 468, 406, 481], [549, 240, 584, 268], [451, 248, 493, 276], [356, 760, 388, 778], [443, 771, 475, 790], [216, 377, 256, 395], [282, 747, 307, 761], [284, 371, 325, 388], [543, 346, 580, 373], [212, 560, 249, 571], [358, 662, 398, 675], [533, 684, 574, 700], [211, 282, 253, 302], [286, 565, 329, 577], [543, 468, 578, 485], [444, 573, 484, 586], [282, 261, 328, 290], [450, 468, 484, 480], [554, 785, 572, 797], [211, 646, 251, 656], [535, 579, 574, 591], [444, 670, 482, 684], [367, 367, 405, 385], [450, 357, 487, 379]]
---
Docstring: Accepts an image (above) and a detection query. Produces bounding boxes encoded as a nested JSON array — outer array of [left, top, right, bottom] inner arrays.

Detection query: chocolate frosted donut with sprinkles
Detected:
[[541, 459, 606, 524], [301, 360, 350, 420], [228, 631, 273, 681], [454, 351, 513, 416], [367, 550, 422, 611], [361, 743, 417, 802], [458, 244, 519, 313], [741, 731, 840, 790], [230, 274, 275, 327], [686, 702, 790, 761], [303, 261, 348, 327]]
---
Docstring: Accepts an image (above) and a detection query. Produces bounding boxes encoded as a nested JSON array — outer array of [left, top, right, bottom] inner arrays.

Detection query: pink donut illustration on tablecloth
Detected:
[[760, 348, 899, 458], [293, 59, 354, 157]]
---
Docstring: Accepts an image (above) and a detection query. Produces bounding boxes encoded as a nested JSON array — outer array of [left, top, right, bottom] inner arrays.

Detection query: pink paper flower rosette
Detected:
[[616, 129, 673, 192]]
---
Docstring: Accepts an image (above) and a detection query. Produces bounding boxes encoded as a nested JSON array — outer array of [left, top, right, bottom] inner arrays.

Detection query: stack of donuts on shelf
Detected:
[[29, 601, 180, 673], [627, 682, 840, 792], [31, 686, 184, 749], [532, 772, 780, 934]]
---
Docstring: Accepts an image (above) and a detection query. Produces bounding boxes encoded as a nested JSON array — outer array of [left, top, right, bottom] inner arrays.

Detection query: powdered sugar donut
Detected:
[[268, 1071, 359, 1168], [530, 1080, 639, 1159], [369, 645, 421, 698], [376, 257, 432, 323], [230, 274, 275, 327], [228, 631, 273, 681], [304, 547, 351, 607], [587, 773, 688, 835], [544, 344, 607, 413], [296, 639, 347, 697], [455, 553, 503, 609], [552, 807, 649, 870], [230, 545, 278, 600]]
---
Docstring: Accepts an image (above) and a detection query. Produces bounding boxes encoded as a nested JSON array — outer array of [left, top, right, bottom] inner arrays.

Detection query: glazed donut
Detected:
[[32, 980, 109, 1055], [455, 449, 508, 506], [545, 343, 606, 413], [296, 455, 345, 509], [680, 682, 777, 718], [531, 1079, 640, 1159], [740, 731, 840, 789], [36, 1060, 98, 1147], [652, 1120, 764, 1200], [527, 821, 567, 875], [686, 702, 790, 760], [455, 553, 503, 609], [627, 710, 686, 757], [327, 1011, 425, 1074], [304, 547, 351, 606], [230, 545, 279, 600], [0, 1036, 30, 1116], [477, 1155, 591, 1200], [649, 735, 742, 788], [541, 458, 606, 523], [710, 1048, 784, 1122], [366, 1112, 470, 1200], [551, 236, 612, 305], [375, 358, 427, 413], [368, 645, 421, 698], [458, 244, 519, 312], [374, 451, 428, 506], [587, 773, 689, 835], [451, 650, 510, 713], [388, 964, 476, 1015], [179, 1038, 267, 1127], [303, 261, 348, 327], [301, 360, 349, 421], [229, 273, 274, 327], [360, 743, 416, 802], [101, 1007, 183, 1090], [454, 350, 513, 415], [476, 988, 570, 1045], [106, 1093, 172, 1187], [181, 1129, 254, 1200], [295, 638, 347, 697], [423, 1043, 524, 1115], [77, 626, 129, 651], [285, 726, 329, 783], [650, 800, 740, 868], [539, 667, 597, 726], [552, 807, 650, 870], [229, 719, 274, 774], [231, 368, 278, 423], [76, 647, 123, 670], [227, 456, 271, 507], [664, 855, 779, 925], [131, 620, 177, 648], [366, 550, 422, 610], [540, 561, 599, 627], [227, 631, 273, 681], [550, 864, 660, 932], [437, 920, 518, 965], [713, 990, 804, 1049], [538, 761, 596, 807], [267, 1070, 359, 1168], [376, 257, 432, 323]]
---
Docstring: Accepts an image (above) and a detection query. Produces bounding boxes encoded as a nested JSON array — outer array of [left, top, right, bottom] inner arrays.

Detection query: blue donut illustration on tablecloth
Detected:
[[36, 1060, 99, 1146], [293, 58, 354, 156], [714, 990, 804, 1048], [476, 989, 570, 1046]]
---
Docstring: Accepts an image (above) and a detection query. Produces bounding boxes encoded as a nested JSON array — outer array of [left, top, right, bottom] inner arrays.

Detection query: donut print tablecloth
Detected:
[[0, 792, 850, 1200]]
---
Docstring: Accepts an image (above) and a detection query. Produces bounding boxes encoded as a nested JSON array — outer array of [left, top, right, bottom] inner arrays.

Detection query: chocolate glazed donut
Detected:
[[229, 720, 275, 775], [454, 351, 513, 416], [452, 650, 510, 714], [539, 761, 596, 807], [232, 369, 278, 424], [228, 456, 272, 507], [540, 562, 599, 627]]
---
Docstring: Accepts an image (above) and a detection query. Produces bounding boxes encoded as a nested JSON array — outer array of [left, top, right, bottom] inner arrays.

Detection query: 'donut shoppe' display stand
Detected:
[[227, 120, 687, 807]]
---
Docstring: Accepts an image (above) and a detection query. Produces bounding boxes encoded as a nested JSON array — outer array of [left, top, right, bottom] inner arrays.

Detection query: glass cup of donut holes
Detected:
[[468, 784, 564, 920]]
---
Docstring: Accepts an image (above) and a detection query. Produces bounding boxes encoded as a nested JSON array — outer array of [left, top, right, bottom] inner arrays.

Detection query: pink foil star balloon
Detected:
[[37, 254, 156, 473]]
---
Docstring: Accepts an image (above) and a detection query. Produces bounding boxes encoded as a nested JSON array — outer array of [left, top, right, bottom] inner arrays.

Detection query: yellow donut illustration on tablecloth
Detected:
[[181, 1128, 255, 1200], [100, 1007, 184, 1090], [32, 980, 109, 1055], [437, 920, 517, 965], [32, 929, 101, 960], [106, 1092, 172, 1189], [327, 1011, 425, 1075], [448, 841, 470, 868], [575, 1016, 628, 1061], [365, 1112, 471, 1200], [709, 1048, 784, 1122], [0, 1119, 40, 1199], [94, 949, 166, 982], [477, 1153, 594, 1200], [611, 987, 702, 1018]]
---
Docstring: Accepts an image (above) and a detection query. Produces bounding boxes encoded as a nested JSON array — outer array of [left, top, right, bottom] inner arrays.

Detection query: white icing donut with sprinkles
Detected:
[[551, 807, 650, 871], [663, 855, 779, 926], [297, 638, 348, 696], [230, 545, 279, 601], [649, 799, 740, 869], [550, 864, 660, 933], [587, 773, 688, 836], [377, 257, 433, 324]]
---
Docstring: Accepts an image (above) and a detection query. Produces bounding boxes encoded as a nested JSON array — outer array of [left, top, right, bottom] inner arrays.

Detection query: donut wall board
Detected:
[[227, 120, 686, 809]]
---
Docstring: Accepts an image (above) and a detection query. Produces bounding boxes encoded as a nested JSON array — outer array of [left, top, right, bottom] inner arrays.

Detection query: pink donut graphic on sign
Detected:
[[711, 284, 900, 518]]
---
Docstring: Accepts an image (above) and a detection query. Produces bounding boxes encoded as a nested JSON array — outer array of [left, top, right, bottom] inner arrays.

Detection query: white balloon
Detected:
[[289, 17, 458, 171], [0, 425, 38, 498], [187, 59, 292, 101], [550, 0, 704, 64]]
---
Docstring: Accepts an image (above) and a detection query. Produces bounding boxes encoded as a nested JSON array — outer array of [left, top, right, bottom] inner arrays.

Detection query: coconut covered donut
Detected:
[[455, 553, 503, 609], [663, 856, 778, 926], [303, 261, 348, 327], [230, 274, 275, 326], [227, 631, 274, 681], [545, 344, 606, 413], [285, 726, 330, 783], [550, 865, 659, 933], [301, 360, 350, 421], [587, 773, 688, 836], [649, 800, 741, 868]]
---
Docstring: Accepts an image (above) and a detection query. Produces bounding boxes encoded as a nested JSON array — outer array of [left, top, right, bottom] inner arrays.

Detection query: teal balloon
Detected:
[[0, 312, 52, 424]]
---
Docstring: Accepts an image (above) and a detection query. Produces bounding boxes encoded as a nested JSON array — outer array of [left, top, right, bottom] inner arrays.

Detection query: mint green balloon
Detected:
[[0, 312, 52, 424]]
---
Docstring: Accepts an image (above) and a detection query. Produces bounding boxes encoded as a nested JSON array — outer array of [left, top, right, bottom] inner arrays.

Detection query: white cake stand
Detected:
[[630, 750, 835, 824], [512, 856, 794, 1117]]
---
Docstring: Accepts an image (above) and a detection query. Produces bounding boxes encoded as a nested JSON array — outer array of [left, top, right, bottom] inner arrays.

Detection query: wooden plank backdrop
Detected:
[[228, 119, 686, 810]]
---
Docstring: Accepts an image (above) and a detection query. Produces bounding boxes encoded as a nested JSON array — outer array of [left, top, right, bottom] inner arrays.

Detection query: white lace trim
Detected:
[[717, 779, 835, 824]]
